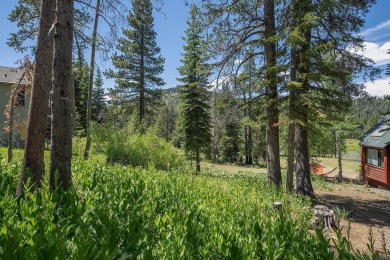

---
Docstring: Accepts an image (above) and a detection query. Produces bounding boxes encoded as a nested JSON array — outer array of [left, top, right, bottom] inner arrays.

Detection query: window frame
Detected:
[[366, 148, 385, 168]]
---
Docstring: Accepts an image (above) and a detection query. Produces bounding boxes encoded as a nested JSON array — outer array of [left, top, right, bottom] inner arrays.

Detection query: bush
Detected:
[[92, 125, 186, 170]]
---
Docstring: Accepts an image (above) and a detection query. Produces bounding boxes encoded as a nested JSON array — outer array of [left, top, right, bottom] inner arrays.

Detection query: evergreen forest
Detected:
[[1, 0, 390, 258]]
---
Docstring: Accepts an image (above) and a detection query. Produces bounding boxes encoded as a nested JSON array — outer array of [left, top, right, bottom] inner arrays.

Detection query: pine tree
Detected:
[[178, 5, 211, 173], [156, 91, 179, 142], [16, 0, 54, 195], [105, 0, 164, 124], [217, 81, 242, 164], [49, 0, 74, 191], [73, 58, 89, 133], [285, 0, 378, 197], [91, 67, 106, 122]]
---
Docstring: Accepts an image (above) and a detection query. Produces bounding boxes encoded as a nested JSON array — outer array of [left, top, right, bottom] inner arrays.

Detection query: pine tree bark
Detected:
[[16, 0, 54, 196], [212, 87, 218, 162], [49, 0, 74, 191], [295, 0, 315, 198], [286, 49, 297, 193], [248, 89, 253, 164], [336, 134, 343, 182], [264, 0, 281, 187], [244, 90, 249, 164], [84, 0, 101, 160]]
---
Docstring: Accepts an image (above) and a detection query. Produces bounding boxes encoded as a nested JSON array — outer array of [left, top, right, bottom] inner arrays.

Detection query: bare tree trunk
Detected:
[[336, 134, 343, 182], [49, 0, 74, 191], [7, 86, 19, 163], [264, 0, 281, 187], [84, 0, 101, 160], [212, 87, 218, 162], [243, 90, 248, 164], [16, 0, 54, 196], [286, 49, 297, 193], [248, 89, 253, 164], [295, 124, 314, 197], [286, 123, 295, 192]]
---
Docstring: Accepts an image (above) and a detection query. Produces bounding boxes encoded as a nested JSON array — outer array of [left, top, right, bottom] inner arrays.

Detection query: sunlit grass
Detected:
[[313, 157, 360, 172], [345, 139, 361, 154], [201, 161, 267, 174]]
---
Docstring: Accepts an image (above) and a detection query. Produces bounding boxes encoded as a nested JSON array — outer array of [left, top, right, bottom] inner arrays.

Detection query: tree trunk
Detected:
[[16, 0, 54, 196], [244, 90, 249, 164], [49, 0, 74, 191], [84, 0, 101, 160], [264, 0, 281, 187], [295, 0, 315, 198], [286, 123, 295, 193], [195, 146, 200, 174], [295, 124, 315, 197], [7, 86, 18, 163], [286, 49, 298, 193], [248, 89, 253, 164], [212, 87, 218, 162], [336, 134, 343, 182]]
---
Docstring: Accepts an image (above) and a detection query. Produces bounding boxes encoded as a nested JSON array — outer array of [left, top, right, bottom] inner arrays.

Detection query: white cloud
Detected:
[[356, 42, 390, 66], [360, 20, 390, 37], [364, 77, 390, 97], [234, 59, 242, 65]]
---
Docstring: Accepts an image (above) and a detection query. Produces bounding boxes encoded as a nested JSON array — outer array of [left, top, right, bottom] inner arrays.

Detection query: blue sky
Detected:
[[1, 0, 390, 95]]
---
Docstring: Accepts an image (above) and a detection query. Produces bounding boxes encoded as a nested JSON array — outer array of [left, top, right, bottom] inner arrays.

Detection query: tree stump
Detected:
[[313, 205, 337, 230]]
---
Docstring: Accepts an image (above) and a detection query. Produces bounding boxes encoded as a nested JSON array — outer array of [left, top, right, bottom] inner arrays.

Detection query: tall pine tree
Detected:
[[91, 67, 106, 122], [105, 0, 164, 124], [178, 5, 211, 173], [284, 0, 378, 197]]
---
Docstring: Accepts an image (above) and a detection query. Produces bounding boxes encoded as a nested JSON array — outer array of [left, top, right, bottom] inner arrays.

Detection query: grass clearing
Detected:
[[202, 161, 267, 174], [314, 157, 360, 172], [345, 139, 361, 154], [1, 156, 380, 258]]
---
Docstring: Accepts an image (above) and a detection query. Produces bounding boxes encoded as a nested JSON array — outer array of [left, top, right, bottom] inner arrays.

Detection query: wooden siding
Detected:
[[364, 165, 386, 183], [362, 146, 389, 187]]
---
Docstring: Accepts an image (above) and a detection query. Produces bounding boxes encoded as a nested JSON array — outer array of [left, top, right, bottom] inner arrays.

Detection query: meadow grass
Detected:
[[0, 138, 382, 258], [345, 139, 361, 154]]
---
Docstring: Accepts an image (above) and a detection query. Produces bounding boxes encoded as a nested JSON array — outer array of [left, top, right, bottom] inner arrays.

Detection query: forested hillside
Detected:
[[350, 96, 390, 138]]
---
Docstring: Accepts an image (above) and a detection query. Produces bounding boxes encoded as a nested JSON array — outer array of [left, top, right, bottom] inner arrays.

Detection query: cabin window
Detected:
[[366, 148, 384, 168], [16, 90, 25, 106]]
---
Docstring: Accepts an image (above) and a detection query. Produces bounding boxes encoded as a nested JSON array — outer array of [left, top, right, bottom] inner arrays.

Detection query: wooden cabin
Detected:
[[360, 116, 390, 189]]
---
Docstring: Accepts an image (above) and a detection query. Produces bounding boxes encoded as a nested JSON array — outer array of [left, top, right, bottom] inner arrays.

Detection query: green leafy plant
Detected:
[[0, 159, 383, 258]]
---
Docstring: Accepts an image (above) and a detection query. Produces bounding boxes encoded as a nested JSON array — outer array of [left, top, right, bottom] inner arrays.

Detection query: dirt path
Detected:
[[316, 180, 390, 256]]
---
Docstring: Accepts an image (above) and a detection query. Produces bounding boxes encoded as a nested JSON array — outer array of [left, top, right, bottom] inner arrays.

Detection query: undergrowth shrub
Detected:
[[92, 125, 186, 170], [0, 160, 385, 259]]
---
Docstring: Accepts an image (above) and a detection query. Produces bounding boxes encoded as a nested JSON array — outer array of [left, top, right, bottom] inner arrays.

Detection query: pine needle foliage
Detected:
[[105, 0, 164, 123], [177, 5, 211, 173]]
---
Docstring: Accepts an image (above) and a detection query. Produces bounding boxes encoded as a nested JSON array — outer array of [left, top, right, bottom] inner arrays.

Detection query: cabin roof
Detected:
[[360, 115, 390, 148], [0, 66, 25, 84]]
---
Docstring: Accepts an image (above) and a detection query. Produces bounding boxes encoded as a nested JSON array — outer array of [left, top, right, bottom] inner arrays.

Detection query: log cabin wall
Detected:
[[362, 146, 390, 188]]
